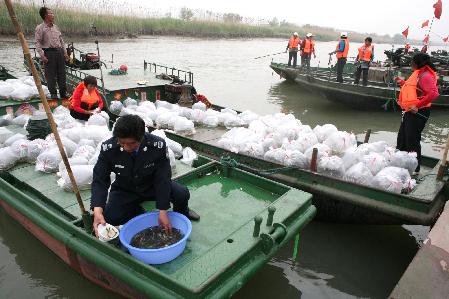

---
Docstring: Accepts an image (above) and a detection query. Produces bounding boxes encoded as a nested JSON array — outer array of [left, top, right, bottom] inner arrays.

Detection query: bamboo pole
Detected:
[[363, 129, 372, 143], [4, 0, 91, 229]]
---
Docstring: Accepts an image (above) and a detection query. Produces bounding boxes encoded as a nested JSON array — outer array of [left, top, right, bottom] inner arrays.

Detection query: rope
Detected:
[[219, 156, 238, 168], [416, 168, 449, 183]]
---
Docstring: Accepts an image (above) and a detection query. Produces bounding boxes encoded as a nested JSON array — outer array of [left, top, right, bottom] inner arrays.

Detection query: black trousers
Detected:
[[336, 58, 347, 83], [44, 48, 67, 98], [396, 108, 430, 172], [70, 109, 90, 121], [288, 51, 298, 67], [103, 181, 190, 225], [354, 66, 369, 86], [301, 54, 311, 70]]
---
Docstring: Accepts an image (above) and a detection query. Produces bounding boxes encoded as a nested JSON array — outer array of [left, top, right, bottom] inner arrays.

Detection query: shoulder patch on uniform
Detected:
[[153, 141, 164, 149]]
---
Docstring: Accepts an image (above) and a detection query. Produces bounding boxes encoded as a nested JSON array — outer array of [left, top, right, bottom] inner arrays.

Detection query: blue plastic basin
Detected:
[[119, 211, 192, 264]]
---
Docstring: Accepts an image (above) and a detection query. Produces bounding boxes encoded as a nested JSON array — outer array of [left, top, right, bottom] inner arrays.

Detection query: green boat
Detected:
[[163, 129, 449, 225], [270, 62, 449, 110], [0, 120, 315, 298], [25, 48, 195, 107]]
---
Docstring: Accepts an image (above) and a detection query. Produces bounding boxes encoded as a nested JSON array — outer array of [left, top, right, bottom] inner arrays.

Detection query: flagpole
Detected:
[[425, 16, 435, 50]]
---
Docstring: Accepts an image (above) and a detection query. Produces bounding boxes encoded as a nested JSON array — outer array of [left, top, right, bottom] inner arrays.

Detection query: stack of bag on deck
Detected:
[[107, 99, 418, 194], [215, 113, 418, 194], [0, 76, 50, 101], [108, 98, 260, 136], [0, 104, 198, 193]]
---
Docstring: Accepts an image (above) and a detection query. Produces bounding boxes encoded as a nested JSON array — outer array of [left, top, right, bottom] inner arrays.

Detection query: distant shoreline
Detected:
[[0, 2, 413, 44]]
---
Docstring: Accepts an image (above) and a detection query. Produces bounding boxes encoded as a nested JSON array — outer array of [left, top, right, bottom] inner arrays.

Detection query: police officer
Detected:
[[91, 114, 200, 236]]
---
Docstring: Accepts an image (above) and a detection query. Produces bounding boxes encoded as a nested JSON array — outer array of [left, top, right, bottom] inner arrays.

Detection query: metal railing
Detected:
[[143, 60, 194, 85]]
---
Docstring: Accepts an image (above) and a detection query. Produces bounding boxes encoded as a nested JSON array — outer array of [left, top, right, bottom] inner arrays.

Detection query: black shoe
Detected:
[[186, 209, 200, 221]]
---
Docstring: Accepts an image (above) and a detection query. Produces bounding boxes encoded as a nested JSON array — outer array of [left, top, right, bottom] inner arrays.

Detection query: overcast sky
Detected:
[[120, 0, 449, 40]]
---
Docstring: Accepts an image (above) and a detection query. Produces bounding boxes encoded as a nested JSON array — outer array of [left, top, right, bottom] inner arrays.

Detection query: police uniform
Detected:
[[91, 132, 190, 226]]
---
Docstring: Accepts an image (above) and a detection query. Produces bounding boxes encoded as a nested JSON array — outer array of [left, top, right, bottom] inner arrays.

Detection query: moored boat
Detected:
[[165, 130, 448, 225], [270, 62, 449, 110], [0, 121, 315, 298], [25, 47, 195, 108]]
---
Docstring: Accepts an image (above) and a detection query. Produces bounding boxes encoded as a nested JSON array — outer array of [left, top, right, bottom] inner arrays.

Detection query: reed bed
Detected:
[[0, 1, 395, 43]]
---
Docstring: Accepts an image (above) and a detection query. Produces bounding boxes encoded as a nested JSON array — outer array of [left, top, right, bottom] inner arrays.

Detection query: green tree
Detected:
[[180, 7, 194, 21], [269, 17, 279, 26]]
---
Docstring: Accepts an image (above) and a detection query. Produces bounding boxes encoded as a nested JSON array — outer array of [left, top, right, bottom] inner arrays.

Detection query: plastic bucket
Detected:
[[119, 212, 192, 264]]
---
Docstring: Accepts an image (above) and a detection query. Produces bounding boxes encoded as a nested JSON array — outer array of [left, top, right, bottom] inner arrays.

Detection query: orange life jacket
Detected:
[[358, 45, 373, 62], [336, 39, 349, 59], [303, 39, 315, 54], [398, 66, 436, 111], [289, 37, 300, 49], [70, 82, 101, 110]]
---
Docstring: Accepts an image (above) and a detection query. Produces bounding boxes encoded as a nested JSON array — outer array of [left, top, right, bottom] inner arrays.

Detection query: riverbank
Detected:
[[1, 2, 397, 42]]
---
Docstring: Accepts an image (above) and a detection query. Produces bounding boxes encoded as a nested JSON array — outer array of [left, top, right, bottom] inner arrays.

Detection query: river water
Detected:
[[1, 36, 447, 298]]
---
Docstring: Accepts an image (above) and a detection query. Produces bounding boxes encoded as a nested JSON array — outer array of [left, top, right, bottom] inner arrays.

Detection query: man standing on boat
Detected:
[[300, 33, 316, 71], [286, 32, 300, 68], [404, 43, 411, 54], [354, 37, 374, 86], [35, 7, 68, 99], [91, 115, 200, 236], [329, 32, 350, 83], [395, 53, 439, 174]]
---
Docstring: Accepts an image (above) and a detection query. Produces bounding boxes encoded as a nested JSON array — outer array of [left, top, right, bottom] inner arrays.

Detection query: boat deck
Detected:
[[82, 68, 170, 91]]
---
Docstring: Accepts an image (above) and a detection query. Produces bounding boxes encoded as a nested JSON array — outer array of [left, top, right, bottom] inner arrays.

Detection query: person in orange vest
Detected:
[[329, 32, 350, 83], [354, 37, 374, 86], [300, 33, 316, 70], [404, 43, 411, 54], [395, 53, 439, 173], [286, 32, 300, 67], [69, 75, 104, 121]]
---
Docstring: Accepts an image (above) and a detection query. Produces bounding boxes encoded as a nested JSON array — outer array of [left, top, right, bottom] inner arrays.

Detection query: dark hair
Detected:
[[113, 115, 145, 141], [83, 75, 97, 87], [412, 53, 437, 71], [365, 37, 372, 43], [39, 7, 49, 20]]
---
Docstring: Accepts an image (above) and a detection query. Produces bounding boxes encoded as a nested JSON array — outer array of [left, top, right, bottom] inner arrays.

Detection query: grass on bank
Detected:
[[0, 1, 395, 43]]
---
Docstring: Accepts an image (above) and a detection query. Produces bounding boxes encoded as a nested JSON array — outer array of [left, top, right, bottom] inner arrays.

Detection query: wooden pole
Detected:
[[425, 16, 435, 50], [363, 129, 372, 143], [437, 134, 449, 180], [310, 148, 318, 172], [4, 0, 90, 225]]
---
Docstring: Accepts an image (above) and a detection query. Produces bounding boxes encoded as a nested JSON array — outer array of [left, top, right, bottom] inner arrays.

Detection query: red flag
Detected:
[[421, 19, 429, 28], [434, 0, 443, 19], [423, 35, 429, 43], [444, 36, 449, 42], [402, 26, 409, 38]]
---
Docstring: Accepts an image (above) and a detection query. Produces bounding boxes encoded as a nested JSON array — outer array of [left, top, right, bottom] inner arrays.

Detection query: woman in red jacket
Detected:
[[69, 75, 104, 121], [395, 53, 439, 173]]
